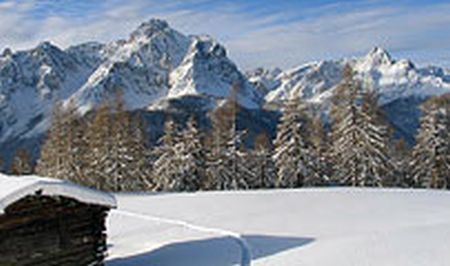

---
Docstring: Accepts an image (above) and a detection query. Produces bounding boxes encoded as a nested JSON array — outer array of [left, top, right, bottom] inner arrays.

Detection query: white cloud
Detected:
[[1, 1, 450, 69]]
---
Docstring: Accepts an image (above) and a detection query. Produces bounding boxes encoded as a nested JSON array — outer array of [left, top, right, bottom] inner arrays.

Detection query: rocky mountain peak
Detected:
[[1, 48, 13, 58], [364, 46, 393, 65], [129, 19, 171, 40], [191, 36, 227, 58]]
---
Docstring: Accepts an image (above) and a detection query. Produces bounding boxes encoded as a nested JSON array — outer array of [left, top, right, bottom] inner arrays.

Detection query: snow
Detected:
[[0, 174, 116, 214], [107, 188, 450, 266]]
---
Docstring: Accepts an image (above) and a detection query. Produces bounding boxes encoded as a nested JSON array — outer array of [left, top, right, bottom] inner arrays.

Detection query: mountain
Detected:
[[0, 19, 262, 162], [249, 47, 450, 142], [1, 18, 450, 164], [68, 19, 262, 112], [262, 47, 450, 105], [0, 41, 96, 142]]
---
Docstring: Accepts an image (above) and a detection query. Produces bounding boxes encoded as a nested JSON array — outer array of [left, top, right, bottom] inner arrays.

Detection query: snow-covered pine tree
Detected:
[[273, 99, 322, 188], [206, 101, 236, 190], [227, 129, 257, 189], [391, 138, 411, 187], [0, 156, 4, 173], [11, 148, 33, 175], [330, 65, 393, 187], [410, 95, 450, 189], [152, 118, 182, 191], [36, 102, 89, 184], [104, 94, 136, 192], [310, 114, 331, 185], [36, 103, 71, 180], [207, 87, 255, 190], [361, 90, 395, 186], [177, 116, 208, 191], [84, 93, 152, 191], [85, 103, 113, 190], [64, 103, 89, 185], [251, 132, 276, 188], [128, 113, 153, 191]]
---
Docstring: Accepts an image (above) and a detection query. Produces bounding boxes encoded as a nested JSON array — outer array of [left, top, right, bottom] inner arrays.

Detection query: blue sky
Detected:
[[1, 0, 450, 69]]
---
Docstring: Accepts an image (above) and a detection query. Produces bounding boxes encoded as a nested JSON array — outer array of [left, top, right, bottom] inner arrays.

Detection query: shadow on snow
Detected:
[[107, 234, 314, 266]]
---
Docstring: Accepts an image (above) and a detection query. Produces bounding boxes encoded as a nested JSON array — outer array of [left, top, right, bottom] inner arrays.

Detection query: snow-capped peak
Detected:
[[168, 35, 262, 108], [0, 18, 262, 146], [1, 48, 13, 58], [36, 41, 56, 50], [355, 46, 393, 73], [264, 47, 450, 105], [366, 47, 392, 64], [66, 19, 261, 113], [130, 19, 171, 40]]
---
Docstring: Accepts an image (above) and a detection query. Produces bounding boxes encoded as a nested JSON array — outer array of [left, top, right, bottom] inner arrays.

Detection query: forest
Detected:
[[9, 65, 450, 191]]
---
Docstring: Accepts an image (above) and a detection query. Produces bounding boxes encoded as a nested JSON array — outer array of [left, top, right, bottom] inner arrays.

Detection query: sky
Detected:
[[1, 0, 450, 70]]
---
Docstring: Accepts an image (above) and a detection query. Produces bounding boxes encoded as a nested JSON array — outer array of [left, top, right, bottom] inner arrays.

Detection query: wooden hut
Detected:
[[0, 175, 116, 266]]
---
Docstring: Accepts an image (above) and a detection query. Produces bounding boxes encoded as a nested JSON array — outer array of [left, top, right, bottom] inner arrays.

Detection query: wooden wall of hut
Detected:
[[0, 194, 109, 266]]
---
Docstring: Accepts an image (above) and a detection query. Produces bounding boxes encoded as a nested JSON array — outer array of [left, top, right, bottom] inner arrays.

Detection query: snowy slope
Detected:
[[169, 36, 261, 108], [0, 41, 98, 142], [107, 188, 450, 266], [263, 47, 450, 105], [246, 68, 282, 96]]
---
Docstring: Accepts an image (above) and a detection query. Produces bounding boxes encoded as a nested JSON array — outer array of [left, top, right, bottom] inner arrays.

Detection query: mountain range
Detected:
[[1, 18, 450, 163]]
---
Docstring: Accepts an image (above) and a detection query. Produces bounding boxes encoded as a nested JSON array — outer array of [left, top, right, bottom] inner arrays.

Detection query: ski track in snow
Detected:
[[114, 209, 252, 266]]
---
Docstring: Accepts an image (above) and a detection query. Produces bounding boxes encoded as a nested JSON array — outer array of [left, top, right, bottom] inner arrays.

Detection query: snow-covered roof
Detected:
[[0, 174, 116, 214]]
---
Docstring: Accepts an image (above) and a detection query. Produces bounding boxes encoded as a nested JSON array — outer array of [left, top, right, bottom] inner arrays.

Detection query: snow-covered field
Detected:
[[107, 188, 450, 266]]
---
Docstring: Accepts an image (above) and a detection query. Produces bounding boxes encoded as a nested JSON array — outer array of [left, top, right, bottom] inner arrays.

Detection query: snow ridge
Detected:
[[259, 47, 450, 105], [114, 209, 252, 266]]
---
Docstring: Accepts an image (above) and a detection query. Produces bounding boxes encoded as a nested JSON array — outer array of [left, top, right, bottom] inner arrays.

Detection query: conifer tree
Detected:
[[65, 104, 89, 185], [0, 156, 4, 173], [207, 100, 237, 190], [273, 99, 322, 187], [207, 89, 255, 190], [36, 92, 151, 191], [410, 95, 450, 189], [36, 103, 71, 180], [129, 113, 153, 190], [227, 129, 256, 189], [330, 65, 393, 187], [106, 95, 135, 192], [391, 138, 411, 187], [311, 114, 331, 185], [152, 118, 182, 191], [36, 102, 88, 184], [11, 148, 33, 175], [85, 103, 112, 190], [177, 116, 208, 191], [251, 133, 276, 188], [84, 93, 152, 191]]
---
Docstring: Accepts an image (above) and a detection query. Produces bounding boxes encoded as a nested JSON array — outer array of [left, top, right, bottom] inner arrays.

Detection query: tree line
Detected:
[[9, 65, 450, 191]]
